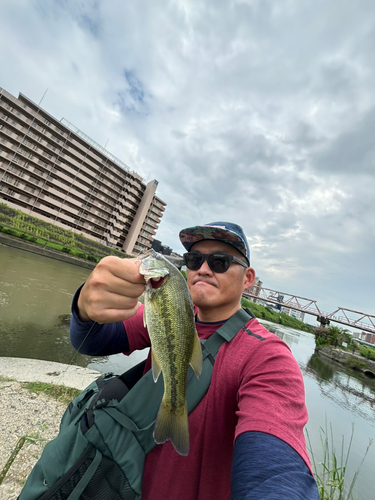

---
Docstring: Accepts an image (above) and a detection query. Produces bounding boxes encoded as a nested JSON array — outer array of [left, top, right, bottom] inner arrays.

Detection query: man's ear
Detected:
[[243, 267, 256, 291]]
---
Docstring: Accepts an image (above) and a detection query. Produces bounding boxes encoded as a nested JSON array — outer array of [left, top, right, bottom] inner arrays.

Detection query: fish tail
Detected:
[[153, 398, 189, 456]]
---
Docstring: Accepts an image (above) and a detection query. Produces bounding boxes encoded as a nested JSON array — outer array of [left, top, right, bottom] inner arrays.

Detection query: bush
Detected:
[[2, 227, 18, 236], [359, 345, 375, 361], [62, 247, 71, 254]]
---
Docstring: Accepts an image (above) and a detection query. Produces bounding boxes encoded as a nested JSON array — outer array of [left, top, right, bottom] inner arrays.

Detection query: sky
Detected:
[[0, 0, 374, 321]]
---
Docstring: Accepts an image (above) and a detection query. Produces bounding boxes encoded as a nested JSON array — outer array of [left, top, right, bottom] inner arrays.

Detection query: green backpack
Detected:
[[18, 308, 253, 500]]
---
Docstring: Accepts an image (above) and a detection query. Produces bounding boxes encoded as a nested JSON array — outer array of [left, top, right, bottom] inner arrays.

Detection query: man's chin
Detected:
[[190, 291, 216, 308]]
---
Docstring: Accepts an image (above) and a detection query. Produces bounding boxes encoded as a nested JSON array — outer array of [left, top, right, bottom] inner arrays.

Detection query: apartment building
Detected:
[[244, 277, 263, 302], [280, 306, 305, 322], [0, 88, 166, 254]]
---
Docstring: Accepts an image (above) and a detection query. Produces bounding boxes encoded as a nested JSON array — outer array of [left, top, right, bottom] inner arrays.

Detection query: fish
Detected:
[[136, 249, 202, 456]]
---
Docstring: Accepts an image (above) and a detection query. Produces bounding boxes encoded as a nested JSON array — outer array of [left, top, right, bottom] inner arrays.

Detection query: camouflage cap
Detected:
[[179, 221, 250, 265]]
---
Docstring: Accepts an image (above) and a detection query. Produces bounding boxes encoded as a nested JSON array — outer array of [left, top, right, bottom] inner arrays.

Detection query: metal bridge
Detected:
[[243, 287, 375, 334]]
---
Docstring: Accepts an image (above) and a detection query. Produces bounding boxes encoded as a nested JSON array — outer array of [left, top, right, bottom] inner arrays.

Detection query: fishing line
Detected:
[[53, 320, 98, 389]]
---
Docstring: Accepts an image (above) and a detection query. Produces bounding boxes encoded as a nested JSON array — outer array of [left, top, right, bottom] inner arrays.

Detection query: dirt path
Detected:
[[0, 380, 66, 500]]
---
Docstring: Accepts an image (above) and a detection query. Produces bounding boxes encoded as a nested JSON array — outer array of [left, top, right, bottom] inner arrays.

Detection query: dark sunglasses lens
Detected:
[[208, 254, 231, 273], [185, 252, 203, 270]]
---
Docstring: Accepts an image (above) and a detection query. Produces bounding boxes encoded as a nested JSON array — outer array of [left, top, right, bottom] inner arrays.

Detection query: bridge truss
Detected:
[[243, 288, 375, 334]]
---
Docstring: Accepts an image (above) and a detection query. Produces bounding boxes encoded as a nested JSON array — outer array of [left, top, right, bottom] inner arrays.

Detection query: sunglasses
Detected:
[[183, 251, 248, 273]]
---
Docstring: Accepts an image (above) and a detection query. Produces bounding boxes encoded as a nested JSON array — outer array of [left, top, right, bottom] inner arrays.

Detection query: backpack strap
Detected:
[[185, 307, 254, 409]]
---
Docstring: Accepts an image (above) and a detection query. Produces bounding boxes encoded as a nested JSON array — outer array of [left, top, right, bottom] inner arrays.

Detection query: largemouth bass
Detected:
[[136, 249, 202, 456]]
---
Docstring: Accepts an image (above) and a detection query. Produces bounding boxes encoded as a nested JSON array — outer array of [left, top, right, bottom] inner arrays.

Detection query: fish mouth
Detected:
[[150, 276, 166, 289]]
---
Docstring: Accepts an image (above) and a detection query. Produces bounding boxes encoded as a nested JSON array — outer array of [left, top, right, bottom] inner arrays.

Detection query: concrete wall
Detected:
[[0, 232, 96, 269]]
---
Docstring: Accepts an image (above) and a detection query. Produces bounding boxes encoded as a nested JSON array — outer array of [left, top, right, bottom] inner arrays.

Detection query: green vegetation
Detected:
[[0, 437, 26, 486], [241, 297, 313, 333], [0, 375, 16, 382], [314, 324, 375, 363], [21, 381, 81, 405], [314, 325, 354, 349], [307, 421, 372, 500], [357, 344, 375, 361], [0, 202, 133, 263]]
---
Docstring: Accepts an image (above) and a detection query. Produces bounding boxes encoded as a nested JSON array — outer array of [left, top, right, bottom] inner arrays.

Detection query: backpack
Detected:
[[19, 308, 254, 500]]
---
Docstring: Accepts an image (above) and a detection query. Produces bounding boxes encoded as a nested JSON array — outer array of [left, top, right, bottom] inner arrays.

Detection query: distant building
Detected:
[[0, 88, 166, 254], [151, 238, 172, 256], [280, 306, 305, 322], [244, 277, 263, 302], [364, 332, 375, 344]]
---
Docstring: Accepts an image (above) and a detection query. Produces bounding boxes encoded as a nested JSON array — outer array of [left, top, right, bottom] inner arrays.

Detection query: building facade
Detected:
[[0, 88, 166, 254], [244, 277, 263, 302], [280, 306, 305, 322]]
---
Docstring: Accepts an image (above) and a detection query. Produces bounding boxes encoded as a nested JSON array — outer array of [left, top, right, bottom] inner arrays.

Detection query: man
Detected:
[[70, 221, 318, 500]]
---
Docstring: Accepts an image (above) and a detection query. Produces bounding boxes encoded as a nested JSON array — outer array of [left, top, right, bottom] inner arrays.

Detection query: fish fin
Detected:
[[153, 399, 189, 456], [189, 332, 203, 379], [143, 305, 147, 328], [151, 349, 162, 383], [150, 295, 162, 315]]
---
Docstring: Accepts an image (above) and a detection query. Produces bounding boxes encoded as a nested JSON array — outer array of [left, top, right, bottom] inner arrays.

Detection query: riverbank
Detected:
[[316, 346, 375, 377], [0, 358, 101, 500], [0, 232, 96, 270]]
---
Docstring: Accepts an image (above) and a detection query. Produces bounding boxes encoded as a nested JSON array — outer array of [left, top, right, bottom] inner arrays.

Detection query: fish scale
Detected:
[[137, 249, 203, 455]]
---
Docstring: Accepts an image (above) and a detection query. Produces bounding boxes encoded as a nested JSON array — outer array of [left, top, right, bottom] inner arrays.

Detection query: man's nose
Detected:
[[197, 259, 212, 274]]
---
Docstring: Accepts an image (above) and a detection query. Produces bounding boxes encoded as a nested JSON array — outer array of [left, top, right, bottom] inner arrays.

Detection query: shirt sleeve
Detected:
[[231, 432, 319, 500], [69, 284, 130, 355]]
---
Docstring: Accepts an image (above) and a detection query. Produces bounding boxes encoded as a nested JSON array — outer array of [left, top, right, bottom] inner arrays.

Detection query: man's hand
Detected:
[[77, 256, 146, 323]]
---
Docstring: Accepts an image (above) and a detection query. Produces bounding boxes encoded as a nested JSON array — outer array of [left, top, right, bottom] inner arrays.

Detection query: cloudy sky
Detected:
[[1, 0, 374, 321]]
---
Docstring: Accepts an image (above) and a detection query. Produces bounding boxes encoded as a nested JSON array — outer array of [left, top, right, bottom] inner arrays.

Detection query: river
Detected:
[[0, 244, 374, 498]]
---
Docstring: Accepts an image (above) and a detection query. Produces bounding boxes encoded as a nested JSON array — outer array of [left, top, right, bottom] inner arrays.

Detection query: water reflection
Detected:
[[305, 352, 375, 422]]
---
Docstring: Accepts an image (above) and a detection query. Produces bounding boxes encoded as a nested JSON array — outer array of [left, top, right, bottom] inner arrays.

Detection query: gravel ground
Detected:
[[0, 379, 66, 500]]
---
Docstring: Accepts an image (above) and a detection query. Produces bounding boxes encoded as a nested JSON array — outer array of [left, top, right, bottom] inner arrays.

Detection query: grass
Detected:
[[307, 421, 373, 500], [0, 202, 133, 264], [21, 381, 81, 405], [0, 375, 16, 382], [241, 297, 313, 333]]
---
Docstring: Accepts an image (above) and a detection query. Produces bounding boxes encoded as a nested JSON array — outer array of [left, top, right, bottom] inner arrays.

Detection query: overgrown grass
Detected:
[[307, 421, 372, 500], [21, 381, 81, 405], [0, 202, 133, 263], [357, 345, 375, 361], [241, 297, 313, 333]]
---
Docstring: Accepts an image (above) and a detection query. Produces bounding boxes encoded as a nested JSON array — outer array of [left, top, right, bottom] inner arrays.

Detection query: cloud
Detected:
[[1, 0, 375, 314]]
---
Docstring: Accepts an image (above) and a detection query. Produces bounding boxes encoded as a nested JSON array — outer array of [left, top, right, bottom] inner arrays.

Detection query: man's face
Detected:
[[186, 239, 255, 313]]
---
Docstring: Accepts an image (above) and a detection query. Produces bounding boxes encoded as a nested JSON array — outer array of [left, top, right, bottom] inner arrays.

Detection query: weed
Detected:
[[0, 375, 16, 382], [21, 381, 80, 405], [307, 420, 372, 499]]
